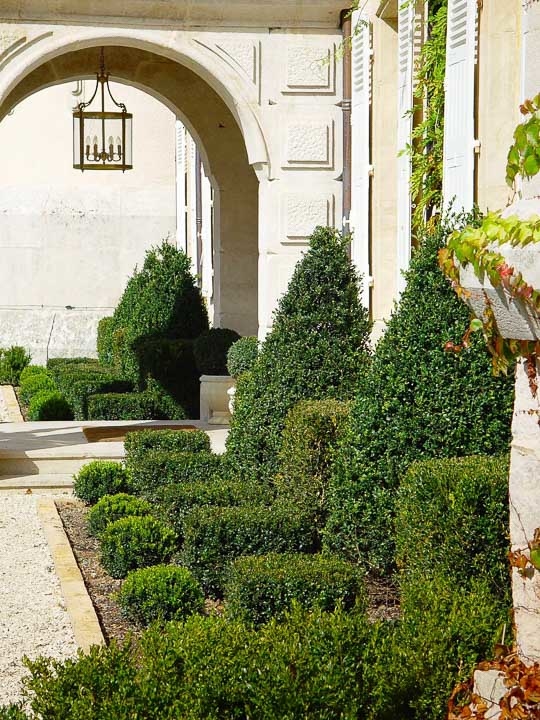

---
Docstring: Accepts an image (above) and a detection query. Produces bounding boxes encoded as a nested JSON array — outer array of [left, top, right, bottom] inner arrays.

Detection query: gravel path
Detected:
[[0, 494, 78, 706]]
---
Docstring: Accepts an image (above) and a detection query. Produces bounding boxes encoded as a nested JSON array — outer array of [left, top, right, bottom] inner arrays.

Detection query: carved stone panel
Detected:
[[282, 192, 334, 243], [282, 44, 335, 94], [283, 120, 334, 169]]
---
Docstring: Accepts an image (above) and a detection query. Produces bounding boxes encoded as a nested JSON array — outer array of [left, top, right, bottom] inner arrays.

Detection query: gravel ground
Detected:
[[0, 494, 78, 706]]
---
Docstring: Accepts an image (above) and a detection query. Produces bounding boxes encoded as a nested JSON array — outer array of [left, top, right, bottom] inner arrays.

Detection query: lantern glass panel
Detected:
[[73, 114, 82, 168]]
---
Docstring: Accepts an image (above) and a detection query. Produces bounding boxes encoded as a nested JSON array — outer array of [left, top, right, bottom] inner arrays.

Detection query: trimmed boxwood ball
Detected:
[[19, 372, 56, 405], [324, 215, 515, 574], [226, 336, 259, 378], [27, 390, 74, 421], [193, 328, 241, 376], [100, 515, 176, 578], [18, 364, 48, 385], [130, 450, 222, 500], [87, 493, 152, 537], [225, 226, 371, 483], [73, 461, 129, 505], [124, 429, 210, 472], [117, 564, 204, 626], [225, 553, 365, 625]]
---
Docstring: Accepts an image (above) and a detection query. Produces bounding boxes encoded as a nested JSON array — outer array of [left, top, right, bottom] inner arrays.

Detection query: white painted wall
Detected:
[[0, 81, 177, 362]]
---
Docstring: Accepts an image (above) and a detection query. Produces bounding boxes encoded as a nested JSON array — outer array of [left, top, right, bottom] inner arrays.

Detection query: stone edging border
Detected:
[[37, 497, 105, 652], [0, 386, 24, 423]]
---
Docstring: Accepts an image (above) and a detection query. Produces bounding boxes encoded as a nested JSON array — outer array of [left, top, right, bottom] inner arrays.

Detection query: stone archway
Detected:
[[0, 43, 260, 338]]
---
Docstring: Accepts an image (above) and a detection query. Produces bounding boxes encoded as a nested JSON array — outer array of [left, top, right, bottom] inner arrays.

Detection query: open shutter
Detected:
[[175, 120, 187, 253], [201, 169, 214, 303], [397, 1, 422, 295], [187, 136, 198, 278], [442, 0, 477, 214], [350, 10, 372, 311]]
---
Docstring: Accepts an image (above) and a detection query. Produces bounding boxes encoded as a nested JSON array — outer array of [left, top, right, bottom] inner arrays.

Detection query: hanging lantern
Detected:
[[73, 48, 132, 172]]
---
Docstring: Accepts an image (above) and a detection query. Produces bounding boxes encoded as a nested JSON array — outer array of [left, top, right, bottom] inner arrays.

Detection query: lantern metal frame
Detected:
[[73, 48, 132, 172]]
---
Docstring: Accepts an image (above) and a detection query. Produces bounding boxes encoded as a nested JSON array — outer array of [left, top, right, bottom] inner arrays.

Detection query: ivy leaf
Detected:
[[523, 153, 540, 178]]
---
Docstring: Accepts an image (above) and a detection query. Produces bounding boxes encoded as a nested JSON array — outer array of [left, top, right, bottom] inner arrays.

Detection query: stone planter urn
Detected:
[[199, 375, 236, 425]]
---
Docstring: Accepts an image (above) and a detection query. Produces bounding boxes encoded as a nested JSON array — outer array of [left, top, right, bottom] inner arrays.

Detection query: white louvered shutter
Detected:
[[175, 121, 187, 253], [396, 1, 422, 295], [442, 0, 477, 214], [350, 10, 372, 311], [201, 169, 213, 303], [187, 136, 198, 278]]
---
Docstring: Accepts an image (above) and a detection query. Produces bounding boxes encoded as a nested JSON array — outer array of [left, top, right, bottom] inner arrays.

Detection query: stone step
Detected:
[[0, 450, 123, 477], [0, 474, 74, 490]]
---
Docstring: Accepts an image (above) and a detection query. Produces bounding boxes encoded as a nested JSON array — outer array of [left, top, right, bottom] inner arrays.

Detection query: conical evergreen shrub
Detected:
[[324, 217, 515, 574], [225, 226, 371, 483]]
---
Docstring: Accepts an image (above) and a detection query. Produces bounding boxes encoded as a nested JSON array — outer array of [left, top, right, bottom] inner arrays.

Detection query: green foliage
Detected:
[[0, 346, 31, 385], [506, 91, 540, 187], [107, 242, 209, 386], [19, 372, 55, 405], [27, 390, 73, 421], [153, 478, 271, 545], [117, 565, 204, 626], [73, 461, 129, 505], [396, 454, 510, 594], [87, 493, 152, 537], [87, 392, 158, 421], [96, 316, 114, 365], [275, 399, 350, 531], [226, 336, 259, 378], [181, 504, 317, 597], [0, 705, 27, 720], [226, 226, 371, 483], [19, 365, 47, 385], [407, 2, 447, 230], [193, 328, 241, 375], [53, 368, 132, 421], [130, 451, 222, 501], [325, 217, 514, 573], [100, 515, 176, 579], [132, 338, 199, 417], [225, 553, 365, 625], [46, 357, 100, 376], [124, 429, 210, 472]]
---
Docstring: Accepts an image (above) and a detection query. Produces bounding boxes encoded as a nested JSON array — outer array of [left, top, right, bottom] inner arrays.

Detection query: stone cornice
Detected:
[[0, 1, 346, 29]]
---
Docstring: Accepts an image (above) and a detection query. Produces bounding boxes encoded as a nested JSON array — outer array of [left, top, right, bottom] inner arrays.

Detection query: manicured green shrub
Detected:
[[54, 369, 133, 421], [130, 450, 222, 501], [181, 503, 317, 597], [47, 356, 100, 375], [225, 553, 365, 625], [87, 493, 152, 537], [19, 364, 47, 385], [107, 242, 209, 385], [132, 338, 198, 417], [27, 390, 74, 421], [100, 515, 176, 578], [19, 372, 56, 405], [226, 336, 259, 378], [0, 345, 31, 385], [325, 216, 515, 573], [97, 316, 114, 365], [124, 429, 210, 471], [117, 565, 204, 626], [396, 454, 510, 594], [73, 461, 129, 505], [153, 478, 271, 545], [226, 226, 371, 483], [87, 392, 157, 421], [0, 705, 27, 720], [275, 399, 350, 530], [193, 328, 241, 376]]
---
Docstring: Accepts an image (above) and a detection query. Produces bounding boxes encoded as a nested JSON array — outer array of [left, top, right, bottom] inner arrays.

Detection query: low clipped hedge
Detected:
[[19, 372, 55, 405], [27, 390, 73, 421], [181, 503, 317, 597], [100, 515, 176, 579], [275, 399, 351, 530], [87, 493, 152, 537], [395, 454, 510, 593], [73, 461, 130, 505], [54, 370, 132, 421], [117, 565, 204, 626], [153, 478, 271, 545], [225, 553, 365, 625], [193, 328, 240, 376], [124, 429, 210, 472], [46, 357, 101, 380], [87, 392, 157, 421], [130, 450, 222, 500]]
